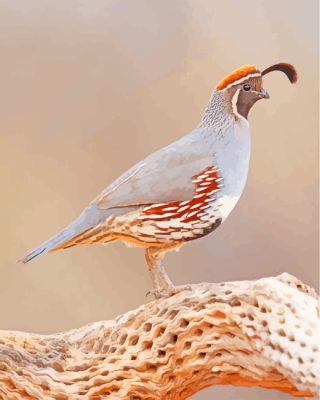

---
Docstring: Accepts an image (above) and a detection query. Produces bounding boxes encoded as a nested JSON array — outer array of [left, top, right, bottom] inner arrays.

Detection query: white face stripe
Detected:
[[222, 72, 261, 90], [231, 88, 242, 119]]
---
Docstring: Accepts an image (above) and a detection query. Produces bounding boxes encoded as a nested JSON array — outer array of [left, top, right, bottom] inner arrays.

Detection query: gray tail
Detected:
[[18, 205, 105, 264], [19, 223, 86, 264], [19, 226, 77, 264]]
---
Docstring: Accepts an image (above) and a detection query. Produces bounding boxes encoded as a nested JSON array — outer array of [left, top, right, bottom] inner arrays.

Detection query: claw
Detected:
[[147, 284, 193, 299]]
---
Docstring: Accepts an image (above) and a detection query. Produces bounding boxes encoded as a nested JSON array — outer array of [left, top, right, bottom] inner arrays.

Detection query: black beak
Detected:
[[260, 89, 270, 99]]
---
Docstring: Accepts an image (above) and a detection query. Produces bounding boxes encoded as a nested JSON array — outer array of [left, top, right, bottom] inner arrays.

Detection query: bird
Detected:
[[20, 62, 298, 298]]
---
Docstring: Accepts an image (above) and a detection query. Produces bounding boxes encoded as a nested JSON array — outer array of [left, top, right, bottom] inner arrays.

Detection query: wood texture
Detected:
[[0, 273, 319, 399]]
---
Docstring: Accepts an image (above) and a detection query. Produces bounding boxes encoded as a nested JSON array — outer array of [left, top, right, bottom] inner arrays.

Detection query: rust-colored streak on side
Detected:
[[142, 166, 221, 223]]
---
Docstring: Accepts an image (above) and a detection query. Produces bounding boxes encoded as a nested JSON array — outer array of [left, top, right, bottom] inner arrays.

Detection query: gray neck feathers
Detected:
[[199, 90, 234, 132]]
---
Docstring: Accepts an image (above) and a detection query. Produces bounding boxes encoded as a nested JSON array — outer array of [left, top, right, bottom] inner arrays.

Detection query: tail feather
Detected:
[[19, 205, 110, 264], [20, 246, 47, 263], [19, 225, 86, 264], [49, 225, 112, 252]]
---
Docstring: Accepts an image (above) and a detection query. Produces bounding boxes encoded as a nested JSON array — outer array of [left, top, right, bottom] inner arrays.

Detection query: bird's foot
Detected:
[[147, 284, 193, 299]]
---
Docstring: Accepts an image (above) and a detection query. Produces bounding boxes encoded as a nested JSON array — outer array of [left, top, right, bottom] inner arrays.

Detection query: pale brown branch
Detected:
[[0, 273, 319, 399]]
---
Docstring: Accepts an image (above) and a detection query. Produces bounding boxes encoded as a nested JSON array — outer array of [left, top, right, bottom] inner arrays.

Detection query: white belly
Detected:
[[215, 195, 240, 221]]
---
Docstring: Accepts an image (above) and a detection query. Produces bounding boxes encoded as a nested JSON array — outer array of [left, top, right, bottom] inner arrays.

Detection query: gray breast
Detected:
[[213, 119, 251, 220]]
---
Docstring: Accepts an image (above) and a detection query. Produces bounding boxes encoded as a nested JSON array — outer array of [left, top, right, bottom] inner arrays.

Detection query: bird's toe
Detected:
[[147, 284, 192, 299]]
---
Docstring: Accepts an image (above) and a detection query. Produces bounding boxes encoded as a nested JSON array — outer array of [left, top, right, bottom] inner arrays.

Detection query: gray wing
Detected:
[[95, 127, 216, 210]]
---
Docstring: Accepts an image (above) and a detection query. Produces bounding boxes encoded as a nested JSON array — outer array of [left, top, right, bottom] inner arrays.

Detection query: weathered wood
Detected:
[[0, 273, 319, 399]]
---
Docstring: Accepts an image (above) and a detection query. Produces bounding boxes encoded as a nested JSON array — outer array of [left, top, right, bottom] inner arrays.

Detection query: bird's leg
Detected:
[[145, 250, 162, 294], [157, 262, 175, 289], [145, 248, 175, 299]]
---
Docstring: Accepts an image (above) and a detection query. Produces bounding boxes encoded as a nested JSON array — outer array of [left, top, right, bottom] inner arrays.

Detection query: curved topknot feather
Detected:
[[262, 63, 298, 84], [216, 65, 260, 91]]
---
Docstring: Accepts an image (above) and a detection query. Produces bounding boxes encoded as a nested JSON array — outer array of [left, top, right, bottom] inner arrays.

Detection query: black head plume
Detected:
[[262, 63, 298, 84]]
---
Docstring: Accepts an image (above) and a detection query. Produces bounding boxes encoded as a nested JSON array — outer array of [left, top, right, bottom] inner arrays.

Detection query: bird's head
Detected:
[[215, 63, 298, 119]]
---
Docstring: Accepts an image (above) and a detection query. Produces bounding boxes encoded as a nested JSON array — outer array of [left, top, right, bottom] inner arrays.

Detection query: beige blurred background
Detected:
[[0, 0, 318, 398]]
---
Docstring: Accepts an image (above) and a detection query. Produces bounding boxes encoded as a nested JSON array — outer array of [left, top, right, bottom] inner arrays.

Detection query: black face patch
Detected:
[[233, 76, 264, 119]]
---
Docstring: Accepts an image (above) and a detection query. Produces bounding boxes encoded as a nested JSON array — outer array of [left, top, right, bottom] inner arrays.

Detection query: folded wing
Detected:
[[95, 128, 215, 210]]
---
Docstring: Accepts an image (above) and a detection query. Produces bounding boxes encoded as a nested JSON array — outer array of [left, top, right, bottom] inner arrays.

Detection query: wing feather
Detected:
[[95, 128, 215, 210]]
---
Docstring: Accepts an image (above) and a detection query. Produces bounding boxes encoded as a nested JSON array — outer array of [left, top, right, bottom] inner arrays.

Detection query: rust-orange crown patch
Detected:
[[216, 65, 260, 90]]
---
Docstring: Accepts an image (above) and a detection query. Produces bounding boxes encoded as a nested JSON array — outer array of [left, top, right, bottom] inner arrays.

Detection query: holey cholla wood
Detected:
[[0, 273, 319, 399]]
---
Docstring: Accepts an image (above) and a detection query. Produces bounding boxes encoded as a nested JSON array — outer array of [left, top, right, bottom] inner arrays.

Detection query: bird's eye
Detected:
[[243, 84, 251, 91]]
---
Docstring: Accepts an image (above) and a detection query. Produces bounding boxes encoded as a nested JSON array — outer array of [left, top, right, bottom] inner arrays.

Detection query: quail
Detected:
[[20, 62, 298, 298]]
